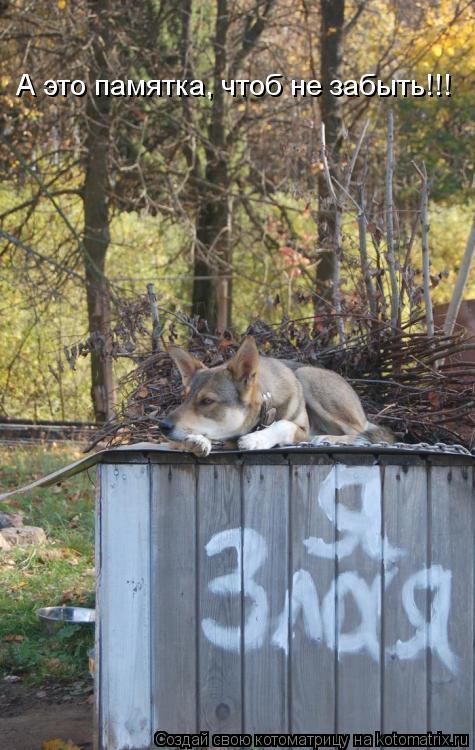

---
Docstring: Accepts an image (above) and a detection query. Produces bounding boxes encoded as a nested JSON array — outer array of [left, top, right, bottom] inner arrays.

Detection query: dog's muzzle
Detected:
[[157, 419, 188, 442], [158, 417, 174, 435]]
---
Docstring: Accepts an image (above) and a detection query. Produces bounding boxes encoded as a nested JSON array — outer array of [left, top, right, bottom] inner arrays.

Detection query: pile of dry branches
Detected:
[[87, 315, 475, 451]]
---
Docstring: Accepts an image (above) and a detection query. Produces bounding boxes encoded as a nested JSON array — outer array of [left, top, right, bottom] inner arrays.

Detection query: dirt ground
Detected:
[[0, 682, 93, 750]]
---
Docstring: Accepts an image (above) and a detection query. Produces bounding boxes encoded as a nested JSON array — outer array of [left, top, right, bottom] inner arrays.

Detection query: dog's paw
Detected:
[[311, 435, 333, 446], [352, 435, 371, 446], [183, 434, 212, 457], [238, 432, 270, 451], [311, 434, 365, 446]]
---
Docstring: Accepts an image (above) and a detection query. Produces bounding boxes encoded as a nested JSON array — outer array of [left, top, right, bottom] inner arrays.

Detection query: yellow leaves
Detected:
[[42, 740, 81, 750], [57, 0, 67, 9], [26, 109, 43, 121], [409, 0, 475, 75]]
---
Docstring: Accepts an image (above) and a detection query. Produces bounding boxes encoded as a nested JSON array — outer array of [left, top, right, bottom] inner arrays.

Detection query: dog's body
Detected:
[[159, 337, 394, 456]]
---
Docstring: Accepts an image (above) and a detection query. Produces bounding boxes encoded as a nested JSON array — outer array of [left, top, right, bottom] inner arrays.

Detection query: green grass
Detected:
[[0, 445, 95, 686]]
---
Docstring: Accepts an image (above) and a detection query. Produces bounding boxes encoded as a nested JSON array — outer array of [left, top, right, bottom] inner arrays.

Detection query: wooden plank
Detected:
[[382, 464, 428, 733], [197, 464, 243, 733], [290, 465, 336, 733], [242, 464, 289, 732], [429, 465, 473, 734], [151, 463, 197, 732], [333, 464, 383, 740], [99, 463, 151, 750], [94, 465, 102, 750]]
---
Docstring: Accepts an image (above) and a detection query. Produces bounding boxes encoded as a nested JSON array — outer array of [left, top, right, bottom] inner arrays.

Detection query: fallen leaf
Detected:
[[60, 589, 78, 603], [3, 634, 25, 642], [136, 386, 150, 398], [46, 657, 62, 669], [11, 581, 28, 590], [42, 740, 81, 750]]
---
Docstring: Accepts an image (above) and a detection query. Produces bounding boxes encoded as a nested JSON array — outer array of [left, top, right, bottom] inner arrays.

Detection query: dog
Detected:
[[158, 336, 394, 456]]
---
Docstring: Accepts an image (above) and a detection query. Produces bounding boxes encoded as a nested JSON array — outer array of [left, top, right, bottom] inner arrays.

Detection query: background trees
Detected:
[[0, 0, 473, 422]]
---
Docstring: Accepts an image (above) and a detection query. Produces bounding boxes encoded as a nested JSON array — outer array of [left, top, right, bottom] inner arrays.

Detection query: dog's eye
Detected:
[[200, 397, 215, 406]]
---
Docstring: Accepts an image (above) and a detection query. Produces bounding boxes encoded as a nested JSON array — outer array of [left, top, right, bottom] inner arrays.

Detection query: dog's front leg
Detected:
[[238, 420, 305, 451]]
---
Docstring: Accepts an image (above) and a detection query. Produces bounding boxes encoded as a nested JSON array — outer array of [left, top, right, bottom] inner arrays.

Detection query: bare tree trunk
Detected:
[[83, 0, 115, 422], [357, 184, 377, 320], [316, 0, 345, 309], [191, 0, 230, 331], [443, 216, 475, 336], [385, 110, 399, 329], [419, 163, 434, 336], [320, 122, 345, 343], [147, 283, 161, 352]]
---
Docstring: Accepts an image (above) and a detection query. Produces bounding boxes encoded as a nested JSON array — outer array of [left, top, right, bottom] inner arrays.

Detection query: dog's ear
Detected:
[[168, 346, 206, 385], [228, 336, 259, 386]]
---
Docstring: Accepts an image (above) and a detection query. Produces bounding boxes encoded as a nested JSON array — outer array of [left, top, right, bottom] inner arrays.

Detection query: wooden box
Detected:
[[92, 445, 474, 750]]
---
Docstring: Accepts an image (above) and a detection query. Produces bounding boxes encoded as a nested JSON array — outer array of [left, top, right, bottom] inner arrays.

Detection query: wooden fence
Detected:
[[95, 447, 474, 750]]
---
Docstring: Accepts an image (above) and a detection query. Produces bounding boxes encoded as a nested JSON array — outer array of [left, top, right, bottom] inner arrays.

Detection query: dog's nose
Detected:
[[158, 418, 174, 435]]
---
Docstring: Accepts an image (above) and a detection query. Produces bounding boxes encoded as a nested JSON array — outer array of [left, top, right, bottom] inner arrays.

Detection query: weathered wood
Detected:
[[151, 463, 197, 732], [290, 465, 336, 733], [94, 465, 102, 750], [197, 465, 243, 733], [429, 465, 473, 735], [242, 464, 290, 732], [334, 465, 382, 740], [382, 464, 428, 732], [98, 463, 151, 750], [95, 453, 475, 746]]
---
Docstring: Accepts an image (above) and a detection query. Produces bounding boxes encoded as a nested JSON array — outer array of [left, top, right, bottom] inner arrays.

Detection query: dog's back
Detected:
[[269, 357, 394, 443]]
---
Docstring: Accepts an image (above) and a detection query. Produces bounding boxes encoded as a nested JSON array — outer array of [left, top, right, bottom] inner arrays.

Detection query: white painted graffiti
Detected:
[[201, 466, 459, 674], [202, 528, 268, 651], [303, 466, 403, 565]]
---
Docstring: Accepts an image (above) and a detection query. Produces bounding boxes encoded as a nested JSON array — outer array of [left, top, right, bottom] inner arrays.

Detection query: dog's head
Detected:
[[159, 337, 261, 441]]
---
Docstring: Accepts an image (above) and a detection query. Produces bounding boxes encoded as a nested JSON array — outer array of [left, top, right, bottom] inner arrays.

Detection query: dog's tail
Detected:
[[360, 422, 396, 444]]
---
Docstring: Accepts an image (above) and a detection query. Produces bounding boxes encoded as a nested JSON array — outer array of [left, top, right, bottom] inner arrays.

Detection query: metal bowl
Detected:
[[36, 606, 95, 624]]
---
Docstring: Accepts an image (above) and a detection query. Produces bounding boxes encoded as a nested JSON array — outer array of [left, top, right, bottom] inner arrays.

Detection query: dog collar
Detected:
[[254, 391, 276, 431]]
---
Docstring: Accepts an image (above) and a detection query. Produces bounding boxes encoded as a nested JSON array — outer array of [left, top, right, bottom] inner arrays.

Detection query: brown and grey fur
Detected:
[[159, 336, 394, 456]]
